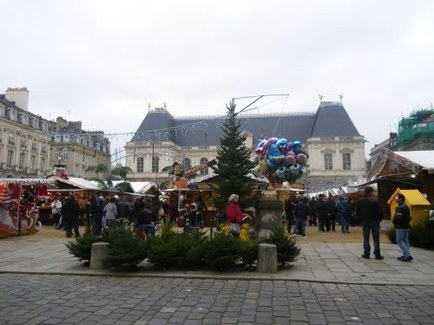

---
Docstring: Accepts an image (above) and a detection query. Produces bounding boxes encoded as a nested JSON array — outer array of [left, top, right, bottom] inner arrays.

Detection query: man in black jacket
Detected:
[[116, 196, 132, 222], [356, 186, 384, 260], [316, 194, 330, 232], [285, 197, 295, 234], [393, 194, 412, 262], [135, 199, 155, 238], [62, 193, 81, 238], [292, 196, 310, 238]]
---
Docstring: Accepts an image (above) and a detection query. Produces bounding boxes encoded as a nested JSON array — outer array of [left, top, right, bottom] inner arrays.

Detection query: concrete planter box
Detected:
[[255, 199, 282, 238]]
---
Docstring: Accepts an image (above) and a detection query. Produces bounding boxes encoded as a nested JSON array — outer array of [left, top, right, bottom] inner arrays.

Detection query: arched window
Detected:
[[200, 158, 208, 176], [183, 157, 191, 168]]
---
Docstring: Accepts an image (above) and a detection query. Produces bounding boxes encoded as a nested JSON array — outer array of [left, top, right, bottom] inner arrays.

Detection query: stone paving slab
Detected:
[[1, 274, 434, 325], [1, 233, 434, 285]]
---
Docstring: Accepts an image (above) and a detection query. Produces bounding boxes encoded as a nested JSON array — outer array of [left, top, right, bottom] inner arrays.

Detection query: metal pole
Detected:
[[231, 93, 289, 116], [209, 216, 213, 239], [152, 142, 157, 183]]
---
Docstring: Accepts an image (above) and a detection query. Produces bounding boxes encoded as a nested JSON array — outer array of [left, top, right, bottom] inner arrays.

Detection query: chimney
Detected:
[[5, 87, 29, 111], [56, 117, 68, 132]]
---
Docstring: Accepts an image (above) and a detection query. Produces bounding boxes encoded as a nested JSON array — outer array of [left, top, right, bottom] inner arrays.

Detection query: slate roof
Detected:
[[131, 109, 175, 142], [310, 102, 360, 137], [130, 101, 361, 146], [0, 95, 42, 121]]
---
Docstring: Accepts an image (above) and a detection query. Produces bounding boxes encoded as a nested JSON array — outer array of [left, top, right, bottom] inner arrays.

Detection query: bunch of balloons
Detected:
[[252, 137, 308, 183]]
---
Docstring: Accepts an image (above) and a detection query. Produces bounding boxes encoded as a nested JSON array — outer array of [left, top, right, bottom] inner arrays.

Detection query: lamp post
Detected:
[[55, 147, 66, 167]]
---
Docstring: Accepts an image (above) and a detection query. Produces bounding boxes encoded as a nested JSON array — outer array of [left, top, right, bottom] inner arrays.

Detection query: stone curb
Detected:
[[1, 269, 434, 286]]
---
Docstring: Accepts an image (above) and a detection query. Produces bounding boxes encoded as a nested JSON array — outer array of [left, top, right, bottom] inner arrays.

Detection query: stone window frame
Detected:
[[320, 148, 336, 171], [151, 156, 159, 173], [339, 147, 354, 171], [183, 157, 191, 168], [136, 157, 144, 173], [200, 157, 208, 176]]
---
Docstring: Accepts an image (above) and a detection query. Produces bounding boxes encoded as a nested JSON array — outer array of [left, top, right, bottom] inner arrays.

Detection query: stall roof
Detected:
[[0, 178, 53, 184], [133, 182, 157, 193], [51, 176, 101, 190], [394, 151, 434, 171], [191, 173, 268, 184], [387, 189, 430, 206], [123, 192, 158, 197], [111, 180, 158, 193], [47, 188, 83, 192]]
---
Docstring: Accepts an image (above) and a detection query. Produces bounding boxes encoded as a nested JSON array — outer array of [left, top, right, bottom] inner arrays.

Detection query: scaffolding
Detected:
[[397, 109, 434, 145]]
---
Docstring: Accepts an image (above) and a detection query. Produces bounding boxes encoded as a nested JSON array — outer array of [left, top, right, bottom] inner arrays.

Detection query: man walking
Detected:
[[356, 186, 384, 260], [62, 193, 81, 238]]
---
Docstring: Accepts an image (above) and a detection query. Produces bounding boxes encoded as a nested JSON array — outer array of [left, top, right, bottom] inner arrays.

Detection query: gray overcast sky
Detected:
[[1, 0, 434, 157]]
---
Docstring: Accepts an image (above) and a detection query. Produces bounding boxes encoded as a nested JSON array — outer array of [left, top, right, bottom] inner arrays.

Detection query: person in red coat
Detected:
[[226, 194, 244, 224]]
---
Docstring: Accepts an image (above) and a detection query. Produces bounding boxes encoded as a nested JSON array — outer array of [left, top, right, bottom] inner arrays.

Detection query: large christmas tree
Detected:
[[211, 101, 258, 209]]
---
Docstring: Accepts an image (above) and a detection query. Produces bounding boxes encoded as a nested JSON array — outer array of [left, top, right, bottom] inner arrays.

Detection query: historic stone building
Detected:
[[0, 88, 51, 178], [126, 100, 366, 192], [0, 87, 110, 179], [49, 117, 111, 179]]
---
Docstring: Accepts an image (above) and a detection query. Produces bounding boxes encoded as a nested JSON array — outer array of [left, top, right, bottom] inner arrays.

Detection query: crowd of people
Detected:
[[51, 192, 174, 238], [285, 193, 357, 239], [284, 186, 414, 262], [50, 186, 415, 262]]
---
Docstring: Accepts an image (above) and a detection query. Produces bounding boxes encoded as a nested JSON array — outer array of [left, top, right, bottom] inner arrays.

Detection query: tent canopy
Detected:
[[51, 176, 101, 190]]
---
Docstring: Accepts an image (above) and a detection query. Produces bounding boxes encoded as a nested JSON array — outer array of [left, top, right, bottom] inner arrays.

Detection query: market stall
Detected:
[[0, 178, 51, 238], [45, 176, 109, 226]]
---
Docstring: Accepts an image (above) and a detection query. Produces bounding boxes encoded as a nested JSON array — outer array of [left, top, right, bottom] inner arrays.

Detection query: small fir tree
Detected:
[[211, 101, 257, 208]]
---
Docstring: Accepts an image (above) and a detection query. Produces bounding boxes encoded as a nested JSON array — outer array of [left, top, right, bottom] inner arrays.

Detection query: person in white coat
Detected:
[[51, 197, 62, 229], [103, 197, 118, 229]]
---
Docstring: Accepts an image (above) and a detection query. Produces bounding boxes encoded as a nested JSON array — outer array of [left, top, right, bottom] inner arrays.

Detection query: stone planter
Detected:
[[255, 199, 282, 238]]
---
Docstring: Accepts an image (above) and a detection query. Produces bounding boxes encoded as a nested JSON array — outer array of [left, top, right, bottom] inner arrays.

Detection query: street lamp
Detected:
[[55, 148, 66, 167]]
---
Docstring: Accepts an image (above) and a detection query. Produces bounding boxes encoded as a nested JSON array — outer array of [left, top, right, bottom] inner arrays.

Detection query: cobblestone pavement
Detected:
[[1, 274, 434, 325]]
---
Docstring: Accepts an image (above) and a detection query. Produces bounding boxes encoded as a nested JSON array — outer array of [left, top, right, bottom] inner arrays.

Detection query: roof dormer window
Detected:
[[40, 121, 48, 132], [32, 118, 39, 129], [19, 113, 28, 125], [7, 108, 17, 121]]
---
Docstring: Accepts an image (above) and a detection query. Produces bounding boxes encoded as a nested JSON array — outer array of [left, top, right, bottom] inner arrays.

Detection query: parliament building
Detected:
[[125, 100, 366, 192]]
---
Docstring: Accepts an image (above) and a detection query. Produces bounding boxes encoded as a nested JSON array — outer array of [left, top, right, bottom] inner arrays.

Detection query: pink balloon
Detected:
[[285, 153, 296, 165], [296, 153, 308, 164]]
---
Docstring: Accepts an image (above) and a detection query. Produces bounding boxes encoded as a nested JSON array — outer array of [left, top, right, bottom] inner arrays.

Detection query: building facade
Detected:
[[0, 88, 110, 179], [49, 117, 111, 179], [0, 88, 51, 178], [125, 100, 366, 192]]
